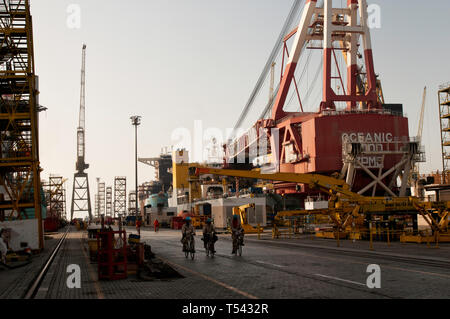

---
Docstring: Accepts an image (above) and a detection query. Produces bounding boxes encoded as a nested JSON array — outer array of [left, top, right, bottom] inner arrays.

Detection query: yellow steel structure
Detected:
[[190, 166, 364, 200], [0, 1, 43, 249], [187, 165, 450, 241], [191, 204, 207, 229], [43, 176, 68, 220], [413, 201, 449, 234], [232, 203, 264, 234]]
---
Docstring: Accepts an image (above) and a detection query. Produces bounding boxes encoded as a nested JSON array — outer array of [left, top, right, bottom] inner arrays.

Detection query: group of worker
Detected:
[[134, 214, 245, 255], [181, 215, 244, 255]]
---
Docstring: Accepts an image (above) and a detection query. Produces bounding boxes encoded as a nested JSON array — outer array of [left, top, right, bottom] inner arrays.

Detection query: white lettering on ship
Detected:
[[341, 132, 394, 169]]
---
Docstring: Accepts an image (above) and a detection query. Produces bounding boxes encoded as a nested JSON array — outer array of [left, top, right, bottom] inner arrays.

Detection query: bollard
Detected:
[[288, 221, 292, 239], [369, 222, 374, 250], [387, 227, 390, 247], [352, 222, 356, 243], [272, 224, 279, 239], [257, 223, 261, 240], [436, 231, 440, 249], [336, 228, 340, 247]]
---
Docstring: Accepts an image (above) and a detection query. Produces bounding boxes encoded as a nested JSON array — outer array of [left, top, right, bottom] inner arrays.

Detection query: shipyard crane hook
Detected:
[[70, 44, 93, 221]]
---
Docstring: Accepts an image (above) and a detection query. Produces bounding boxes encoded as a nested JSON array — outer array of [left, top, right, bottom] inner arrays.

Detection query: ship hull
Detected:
[[274, 111, 410, 196]]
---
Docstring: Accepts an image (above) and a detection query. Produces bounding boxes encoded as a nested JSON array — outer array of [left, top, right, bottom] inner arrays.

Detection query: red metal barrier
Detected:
[[97, 230, 127, 280]]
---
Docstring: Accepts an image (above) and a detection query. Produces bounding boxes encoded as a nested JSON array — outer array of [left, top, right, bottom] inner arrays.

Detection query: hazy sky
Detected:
[[31, 0, 450, 218]]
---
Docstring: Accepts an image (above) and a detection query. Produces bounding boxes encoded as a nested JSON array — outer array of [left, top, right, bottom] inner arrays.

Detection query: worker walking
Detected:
[[231, 215, 244, 254], [181, 217, 195, 253], [154, 219, 159, 232], [136, 217, 142, 237], [202, 218, 216, 253]]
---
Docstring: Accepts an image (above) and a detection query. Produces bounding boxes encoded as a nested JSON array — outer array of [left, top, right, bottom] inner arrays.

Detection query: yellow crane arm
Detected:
[[189, 166, 363, 200]]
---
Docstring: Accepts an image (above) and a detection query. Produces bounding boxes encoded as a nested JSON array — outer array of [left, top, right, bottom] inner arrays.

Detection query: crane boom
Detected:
[[79, 44, 86, 130], [417, 86, 427, 140], [189, 166, 364, 200], [76, 44, 88, 173]]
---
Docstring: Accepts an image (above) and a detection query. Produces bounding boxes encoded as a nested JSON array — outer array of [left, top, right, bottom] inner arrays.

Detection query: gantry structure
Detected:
[[0, 0, 44, 248], [98, 181, 105, 217], [113, 176, 126, 217], [105, 186, 112, 217], [439, 83, 450, 183], [94, 194, 98, 217], [43, 175, 67, 220], [128, 190, 136, 216]]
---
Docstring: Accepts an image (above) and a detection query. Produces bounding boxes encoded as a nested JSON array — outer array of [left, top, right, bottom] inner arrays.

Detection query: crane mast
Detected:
[[76, 44, 88, 172], [410, 86, 427, 188], [71, 44, 92, 221]]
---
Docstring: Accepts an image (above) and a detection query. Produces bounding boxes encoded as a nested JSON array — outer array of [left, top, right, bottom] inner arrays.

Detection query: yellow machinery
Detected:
[[187, 164, 450, 242], [188, 204, 208, 229], [233, 204, 264, 234]]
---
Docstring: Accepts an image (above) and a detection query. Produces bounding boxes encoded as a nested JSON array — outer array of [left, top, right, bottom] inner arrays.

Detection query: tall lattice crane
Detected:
[[70, 44, 92, 221]]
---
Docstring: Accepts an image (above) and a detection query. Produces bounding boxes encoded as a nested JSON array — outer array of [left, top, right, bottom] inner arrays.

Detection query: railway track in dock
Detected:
[[22, 228, 70, 299]]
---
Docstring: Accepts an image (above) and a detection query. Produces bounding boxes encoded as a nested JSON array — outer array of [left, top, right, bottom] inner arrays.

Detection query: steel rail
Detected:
[[23, 227, 69, 299]]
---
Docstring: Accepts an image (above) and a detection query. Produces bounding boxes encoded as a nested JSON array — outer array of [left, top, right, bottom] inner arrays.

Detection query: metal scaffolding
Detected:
[[113, 176, 126, 217], [105, 186, 112, 217], [128, 190, 136, 216], [439, 83, 450, 183], [43, 176, 67, 220], [98, 181, 105, 217], [94, 194, 98, 217], [0, 0, 43, 247], [62, 183, 67, 220]]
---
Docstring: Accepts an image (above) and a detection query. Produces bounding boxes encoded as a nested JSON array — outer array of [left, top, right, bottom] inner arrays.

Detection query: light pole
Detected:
[[130, 115, 141, 222], [96, 177, 100, 219]]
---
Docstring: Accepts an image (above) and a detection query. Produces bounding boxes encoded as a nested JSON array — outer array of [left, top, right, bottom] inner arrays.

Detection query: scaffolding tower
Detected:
[[113, 176, 126, 217], [128, 190, 136, 216], [98, 181, 105, 217], [105, 186, 112, 217], [439, 83, 450, 183], [62, 183, 67, 220], [94, 194, 98, 217], [43, 176, 66, 220], [0, 0, 43, 248]]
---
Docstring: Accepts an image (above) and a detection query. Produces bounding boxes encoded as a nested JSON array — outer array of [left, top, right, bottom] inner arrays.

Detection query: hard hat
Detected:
[[185, 216, 191, 221], [206, 218, 212, 223], [232, 215, 239, 220]]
